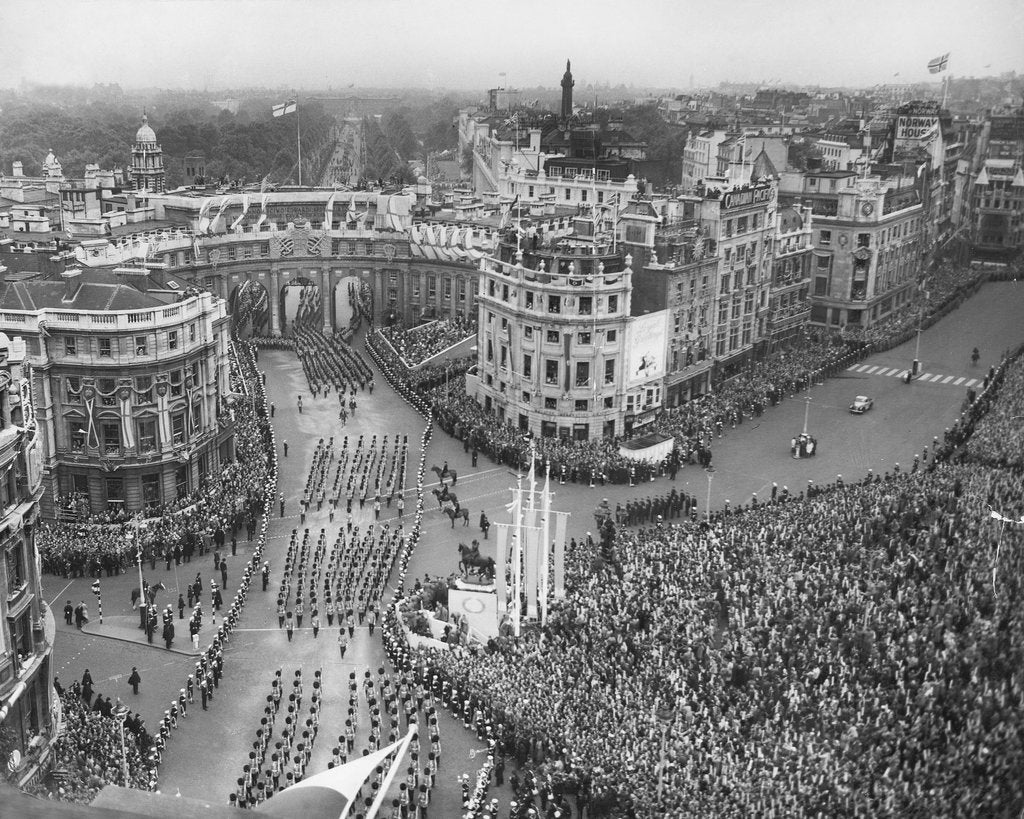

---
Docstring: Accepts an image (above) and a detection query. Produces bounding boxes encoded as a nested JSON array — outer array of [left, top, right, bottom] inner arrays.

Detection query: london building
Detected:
[[473, 236, 666, 441], [781, 169, 925, 329], [0, 331, 52, 788], [0, 266, 233, 517], [130, 114, 166, 194], [766, 203, 814, 348], [957, 109, 1024, 258], [697, 178, 779, 379]]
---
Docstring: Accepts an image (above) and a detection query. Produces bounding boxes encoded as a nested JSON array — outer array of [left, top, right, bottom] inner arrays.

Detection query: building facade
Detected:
[[632, 227, 720, 406], [958, 111, 1024, 258], [474, 240, 665, 440], [767, 204, 814, 347], [0, 331, 53, 788], [698, 180, 778, 378], [70, 190, 483, 333], [681, 129, 728, 191], [0, 270, 233, 517], [130, 115, 166, 194]]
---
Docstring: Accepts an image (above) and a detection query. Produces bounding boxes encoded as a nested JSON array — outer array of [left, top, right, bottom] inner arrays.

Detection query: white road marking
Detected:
[[865, 366, 879, 374], [941, 375, 955, 384], [966, 379, 979, 388], [920, 374, 933, 380], [953, 377, 965, 385], [48, 580, 75, 607]]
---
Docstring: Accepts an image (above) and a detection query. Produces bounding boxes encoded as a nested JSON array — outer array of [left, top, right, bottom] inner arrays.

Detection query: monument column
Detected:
[[269, 268, 281, 336], [320, 266, 332, 333]]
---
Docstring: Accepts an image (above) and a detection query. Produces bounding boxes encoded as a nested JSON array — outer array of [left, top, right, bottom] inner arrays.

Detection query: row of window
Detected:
[[63, 324, 198, 358], [65, 363, 202, 406], [67, 407, 203, 455], [485, 351, 617, 388], [714, 322, 755, 356], [485, 286, 618, 316], [723, 213, 763, 238], [66, 462, 200, 509]]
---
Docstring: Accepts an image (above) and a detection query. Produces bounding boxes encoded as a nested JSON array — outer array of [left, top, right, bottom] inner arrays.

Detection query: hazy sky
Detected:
[[5, 0, 1023, 91]]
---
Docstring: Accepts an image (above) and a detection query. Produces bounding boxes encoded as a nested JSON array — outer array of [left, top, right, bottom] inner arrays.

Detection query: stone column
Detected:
[[320, 266, 332, 333], [269, 268, 281, 336]]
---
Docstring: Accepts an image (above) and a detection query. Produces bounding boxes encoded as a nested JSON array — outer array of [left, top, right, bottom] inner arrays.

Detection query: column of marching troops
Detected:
[[275, 520, 406, 646], [230, 665, 447, 816], [299, 434, 410, 523]]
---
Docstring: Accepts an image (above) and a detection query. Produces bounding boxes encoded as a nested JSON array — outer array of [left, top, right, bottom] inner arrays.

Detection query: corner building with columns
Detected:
[[473, 237, 666, 441], [0, 265, 233, 517]]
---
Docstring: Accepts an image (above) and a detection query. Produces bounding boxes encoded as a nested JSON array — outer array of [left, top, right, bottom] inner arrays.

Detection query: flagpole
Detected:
[[365, 724, 417, 819], [540, 462, 551, 626], [513, 476, 523, 637], [296, 100, 303, 187]]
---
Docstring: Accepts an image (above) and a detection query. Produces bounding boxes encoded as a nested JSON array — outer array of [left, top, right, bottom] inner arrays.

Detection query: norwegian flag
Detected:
[[927, 53, 949, 74]]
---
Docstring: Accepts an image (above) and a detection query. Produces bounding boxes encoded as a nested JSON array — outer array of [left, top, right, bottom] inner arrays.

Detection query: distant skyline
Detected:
[[6, 0, 1023, 93]]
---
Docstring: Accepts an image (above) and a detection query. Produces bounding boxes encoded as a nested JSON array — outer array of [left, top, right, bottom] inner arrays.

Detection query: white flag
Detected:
[[272, 100, 297, 117]]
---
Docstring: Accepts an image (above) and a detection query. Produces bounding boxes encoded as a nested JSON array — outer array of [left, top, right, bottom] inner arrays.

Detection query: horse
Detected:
[[430, 464, 458, 486], [432, 486, 458, 509], [443, 505, 470, 528], [457, 542, 495, 578]]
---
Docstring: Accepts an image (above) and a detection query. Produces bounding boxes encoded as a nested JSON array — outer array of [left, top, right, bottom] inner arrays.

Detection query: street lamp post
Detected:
[[130, 516, 146, 630], [802, 396, 812, 437], [912, 292, 927, 377], [704, 467, 715, 522], [115, 703, 130, 785]]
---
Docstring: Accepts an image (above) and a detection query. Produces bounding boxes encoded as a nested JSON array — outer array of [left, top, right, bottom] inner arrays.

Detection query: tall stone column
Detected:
[[320, 266, 332, 333], [269, 268, 281, 336]]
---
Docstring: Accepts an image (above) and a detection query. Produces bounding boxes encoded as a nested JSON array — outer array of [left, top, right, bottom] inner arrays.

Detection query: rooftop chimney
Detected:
[[61, 268, 83, 302], [12, 161, 23, 177]]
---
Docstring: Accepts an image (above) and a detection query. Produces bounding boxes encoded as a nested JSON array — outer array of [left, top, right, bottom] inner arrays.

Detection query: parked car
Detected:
[[849, 395, 874, 414]]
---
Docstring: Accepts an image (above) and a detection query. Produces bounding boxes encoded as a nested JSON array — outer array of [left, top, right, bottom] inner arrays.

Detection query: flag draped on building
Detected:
[[927, 53, 949, 74]]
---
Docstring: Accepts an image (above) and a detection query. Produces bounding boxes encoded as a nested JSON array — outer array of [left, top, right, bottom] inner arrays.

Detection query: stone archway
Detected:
[[228, 279, 271, 339], [280, 276, 323, 337], [333, 275, 361, 333]]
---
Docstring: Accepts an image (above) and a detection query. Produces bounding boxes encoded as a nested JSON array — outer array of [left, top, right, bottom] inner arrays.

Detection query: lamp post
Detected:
[[704, 466, 715, 522], [115, 703, 130, 785], [802, 396, 812, 437], [912, 291, 927, 377], [130, 515, 146, 630]]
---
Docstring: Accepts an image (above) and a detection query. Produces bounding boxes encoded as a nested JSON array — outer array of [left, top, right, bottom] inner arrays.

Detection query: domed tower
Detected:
[[560, 59, 574, 121], [131, 113, 165, 193]]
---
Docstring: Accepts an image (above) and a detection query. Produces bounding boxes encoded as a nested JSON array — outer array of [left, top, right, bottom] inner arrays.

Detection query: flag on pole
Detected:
[[927, 53, 949, 74], [273, 100, 297, 117], [503, 112, 519, 128]]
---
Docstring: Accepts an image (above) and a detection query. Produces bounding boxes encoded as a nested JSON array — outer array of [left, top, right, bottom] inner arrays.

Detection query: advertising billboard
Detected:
[[625, 310, 668, 388]]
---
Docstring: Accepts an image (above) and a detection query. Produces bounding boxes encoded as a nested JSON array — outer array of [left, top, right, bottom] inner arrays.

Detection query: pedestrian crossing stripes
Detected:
[[846, 363, 979, 387]]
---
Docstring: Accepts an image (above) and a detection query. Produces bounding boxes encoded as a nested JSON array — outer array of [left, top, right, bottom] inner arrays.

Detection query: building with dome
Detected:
[[131, 114, 165, 194]]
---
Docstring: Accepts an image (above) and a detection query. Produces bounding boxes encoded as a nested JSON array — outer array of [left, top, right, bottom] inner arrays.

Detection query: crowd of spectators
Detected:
[[43, 685, 152, 802], [390, 346, 1024, 817], [379, 316, 478, 367], [962, 355, 1024, 468], [423, 334, 850, 484], [368, 330, 474, 396], [38, 349, 274, 581]]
